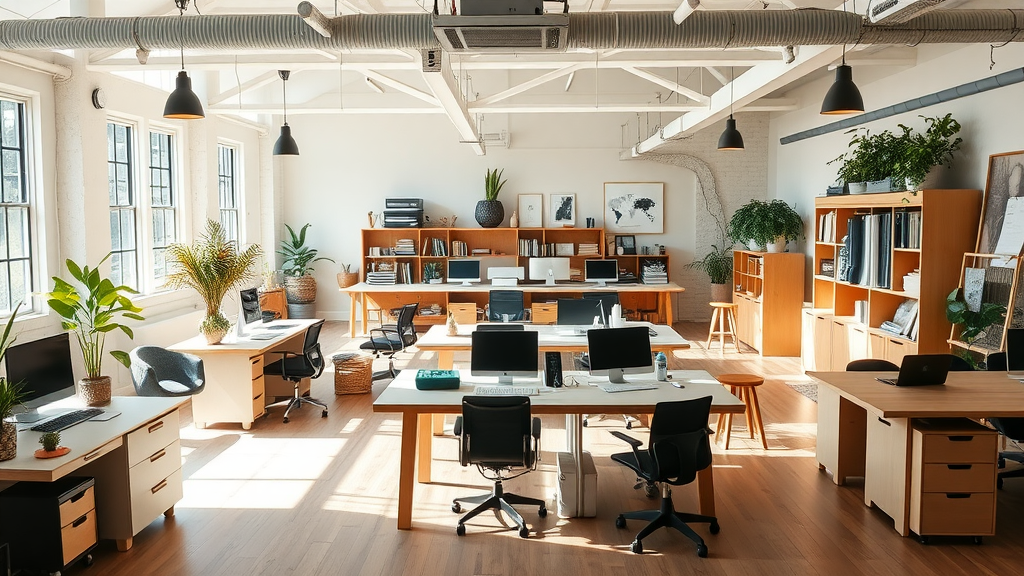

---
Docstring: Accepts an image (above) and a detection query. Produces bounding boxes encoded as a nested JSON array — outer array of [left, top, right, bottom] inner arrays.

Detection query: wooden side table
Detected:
[[259, 288, 288, 320]]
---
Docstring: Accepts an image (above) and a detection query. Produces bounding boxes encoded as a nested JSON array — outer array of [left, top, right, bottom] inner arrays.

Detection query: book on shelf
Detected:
[[845, 212, 892, 289], [893, 210, 922, 249], [451, 240, 468, 257], [886, 298, 919, 339], [518, 239, 556, 257], [640, 260, 669, 285], [555, 243, 574, 257], [577, 243, 600, 256], [818, 210, 838, 243], [470, 248, 492, 256], [394, 239, 417, 256]]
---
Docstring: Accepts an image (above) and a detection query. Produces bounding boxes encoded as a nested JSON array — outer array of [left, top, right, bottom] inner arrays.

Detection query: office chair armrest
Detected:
[[610, 430, 643, 448], [368, 327, 402, 353], [454, 416, 463, 437], [267, 350, 300, 380], [532, 417, 541, 440]]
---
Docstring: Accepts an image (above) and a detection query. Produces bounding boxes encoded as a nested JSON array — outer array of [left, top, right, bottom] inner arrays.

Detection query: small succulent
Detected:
[[40, 431, 61, 452]]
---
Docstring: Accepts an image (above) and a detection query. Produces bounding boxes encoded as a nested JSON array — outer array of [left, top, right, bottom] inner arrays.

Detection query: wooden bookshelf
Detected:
[[732, 250, 804, 356], [806, 190, 982, 370]]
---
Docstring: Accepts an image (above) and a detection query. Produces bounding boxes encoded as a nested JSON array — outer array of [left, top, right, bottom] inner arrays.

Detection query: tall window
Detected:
[[217, 144, 239, 242], [0, 98, 32, 314], [149, 132, 175, 286], [107, 122, 138, 290]]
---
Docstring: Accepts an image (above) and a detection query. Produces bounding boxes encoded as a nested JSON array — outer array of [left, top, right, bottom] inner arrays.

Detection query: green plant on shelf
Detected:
[[422, 262, 443, 283], [945, 288, 1006, 369], [484, 168, 506, 201], [727, 199, 803, 250]]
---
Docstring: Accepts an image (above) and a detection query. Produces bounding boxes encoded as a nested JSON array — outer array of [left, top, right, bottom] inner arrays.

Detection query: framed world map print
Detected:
[[604, 182, 664, 234]]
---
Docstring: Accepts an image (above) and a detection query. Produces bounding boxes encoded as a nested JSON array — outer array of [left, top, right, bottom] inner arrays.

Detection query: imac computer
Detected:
[[556, 298, 604, 327], [1007, 328, 1024, 379], [471, 330, 539, 384], [584, 260, 619, 287], [529, 257, 570, 286], [448, 259, 481, 286], [587, 326, 653, 383], [5, 333, 77, 422], [240, 287, 262, 324]]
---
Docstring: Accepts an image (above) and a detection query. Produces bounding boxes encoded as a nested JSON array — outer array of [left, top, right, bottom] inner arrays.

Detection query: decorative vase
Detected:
[[200, 312, 230, 345], [78, 376, 111, 407], [475, 200, 504, 228], [510, 210, 519, 228], [747, 240, 763, 252], [0, 420, 16, 461], [446, 311, 459, 336], [766, 238, 787, 253], [710, 283, 732, 304], [285, 274, 317, 304], [847, 182, 868, 195]]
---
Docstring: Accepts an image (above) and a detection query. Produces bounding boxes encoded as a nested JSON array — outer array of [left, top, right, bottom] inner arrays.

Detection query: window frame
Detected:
[[147, 127, 179, 290], [106, 119, 141, 292], [217, 142, 242, 244], [0, 95, 34, 316]]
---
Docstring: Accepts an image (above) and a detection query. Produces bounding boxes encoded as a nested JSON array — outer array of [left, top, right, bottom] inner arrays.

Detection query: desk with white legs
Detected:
[[373, 369, 744, 530]]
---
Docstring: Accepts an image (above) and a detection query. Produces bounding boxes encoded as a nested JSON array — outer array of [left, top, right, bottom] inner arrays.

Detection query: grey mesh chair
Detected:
[[129, 346, 206, 397]]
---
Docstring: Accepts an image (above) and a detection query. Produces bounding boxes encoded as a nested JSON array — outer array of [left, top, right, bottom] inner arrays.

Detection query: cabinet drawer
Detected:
[[253, 392, 265, 418], [531, 303, 557, 325], [61, 509, 97, 566], [131, 468, 183, 534], [59, 486, 95, 528], [130, 439, 182, 494], [921, 463, 996, 493], [250, 355, 265, 379], [917, 492, 994, 536], [448, 302, 477, 325], [253, 374, 266, 398], [921, 433, 997, 464], [127, 410, 180, 467]]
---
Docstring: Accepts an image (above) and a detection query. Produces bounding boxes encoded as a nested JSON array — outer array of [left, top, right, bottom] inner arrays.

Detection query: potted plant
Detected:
[[166, 220, 263, 344], [829, 127, 903, 193], [728, 199, 803, 252], [686, 245, 733, 303], [475, 168, 506, 228], [35, 431, 70, 459], [897, 113, 963, 190], [0, 303, 25, 461], [46, 255, 144, 406], [946, 288, 1006, 369], [337, 263, 358, 289], [279, 223, 334, 319], [423, 262, 443, 284]]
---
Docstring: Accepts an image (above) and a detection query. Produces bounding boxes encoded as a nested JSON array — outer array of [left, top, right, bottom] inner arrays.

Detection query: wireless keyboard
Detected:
[[598, 383, 658, 393], [31, 408, 105, 433], [473, 386, 540, 396]]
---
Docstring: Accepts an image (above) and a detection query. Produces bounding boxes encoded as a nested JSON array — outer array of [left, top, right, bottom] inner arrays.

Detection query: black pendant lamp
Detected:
[[163, 0, 205, 119], [820, 1, 864, 115], [273, 70, 300, 156], [718, 67, 744, 151]]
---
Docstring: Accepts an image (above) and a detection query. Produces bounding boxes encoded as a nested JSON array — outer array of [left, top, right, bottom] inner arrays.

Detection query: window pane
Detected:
[[1, 101, 17, 145], [9, 259, 26, 309], [0, 207, 7, 258], [1, 150, 21, 203], [110, 252, 122, 286], [154, 249, 166, 282], [7, 207, 26, 259], [122, 252, 137, 289], [152, 211, 164, 246], [120, 209, 135, 250], [106, 123, 115, 160], [115, 125, 128, 162], [109, 211, 121, 251], [108, 163, 117, 205], [0, 261, 8, 313], [164, 210, 176, 243]]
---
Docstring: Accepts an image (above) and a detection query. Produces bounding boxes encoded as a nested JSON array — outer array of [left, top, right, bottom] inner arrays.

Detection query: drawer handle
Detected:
[[150, 449, 167, 463], [72, 514, 88, 528], [69, 490, 86, 503], [891, 341, 904, 347], [148, 421, 165, 434], [947, 435, 973, 442], [254, 394, 263, 402], [947, 464, 972, 471], [877, 417, 891, 427], [945, 493, 970, 499], [83, 449, 102, 461], [152, 480, 168, 495], [252, 358, 260, 366]]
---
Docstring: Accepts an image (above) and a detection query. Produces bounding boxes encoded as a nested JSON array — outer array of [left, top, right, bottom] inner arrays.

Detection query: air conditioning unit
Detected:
[[432, 14, 569, 53], [866, 0, 948, 24]]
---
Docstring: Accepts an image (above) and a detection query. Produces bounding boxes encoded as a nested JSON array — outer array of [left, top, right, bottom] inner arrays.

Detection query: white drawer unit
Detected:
[[127, 409, 180, 467]]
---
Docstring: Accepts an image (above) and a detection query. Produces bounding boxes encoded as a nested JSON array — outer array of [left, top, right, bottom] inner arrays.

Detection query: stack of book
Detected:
[[880, 298, 919, 341], [451, 240, 468, 257], [817, 211, 838, 243], [366, 271, 396, 285], [422, 237, 448, 256], [518, 238, 556, 257], [844, 212, 892, 289], [383, 198, 424, 228], [640, 260, 669, 285], [894, 211, 922, 249], [368, 246, 395, 257], [578, 243, 600, 256], [394, 239, 417, 255], [903, 270, 920, 297], [555, 243, 574, 256], [471, 248, 492, 256]]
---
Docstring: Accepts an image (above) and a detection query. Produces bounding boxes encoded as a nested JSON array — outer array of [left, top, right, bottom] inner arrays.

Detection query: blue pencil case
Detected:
[[415, 369, 461, 390]]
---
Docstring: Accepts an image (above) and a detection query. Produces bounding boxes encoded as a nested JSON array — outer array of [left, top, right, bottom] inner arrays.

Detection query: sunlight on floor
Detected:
[[340, 418, 363, 434], [180, 479, 315, 509]]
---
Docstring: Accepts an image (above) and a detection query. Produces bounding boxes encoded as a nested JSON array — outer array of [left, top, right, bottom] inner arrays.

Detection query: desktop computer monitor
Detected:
[[448, 259, 481, 286], [587, 326, 653, 383], [529, 257, 570, 286], [584, 260, 619, 287], [471, 330, 539, 384], [1007, 328, 1024, 378], [556, 298, 604, 326], [240, 287, 262, 324], [5, 333, 76, 416]]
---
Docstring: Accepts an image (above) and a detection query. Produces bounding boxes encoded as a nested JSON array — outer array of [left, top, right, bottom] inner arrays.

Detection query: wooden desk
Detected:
[[0, 396, 187, 551], [169, 319, 318, 429], [373, 369, 745, 530], [810, 370, 1024, 537], [341, 282, 685, 337]]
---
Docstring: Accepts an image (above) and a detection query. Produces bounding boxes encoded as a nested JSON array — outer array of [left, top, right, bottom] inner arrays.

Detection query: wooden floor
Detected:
[[76, 322, 1024, 576]]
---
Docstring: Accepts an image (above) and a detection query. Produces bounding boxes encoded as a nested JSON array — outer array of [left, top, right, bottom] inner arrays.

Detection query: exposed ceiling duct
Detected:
[[0, 10, 1021, 53]]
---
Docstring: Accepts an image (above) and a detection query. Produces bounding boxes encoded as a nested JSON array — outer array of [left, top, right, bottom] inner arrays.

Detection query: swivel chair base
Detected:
[[452, 480, 547, 538], [997, 451, 1024, 489], [371, 358, 398, 381], [615, 485, 718, 557], [266, 384, 328, 423]]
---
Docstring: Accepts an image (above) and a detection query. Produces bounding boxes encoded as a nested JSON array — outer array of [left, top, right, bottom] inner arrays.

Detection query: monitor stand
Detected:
[[460, 280, 474, 287], [545, 271, 556, 286], [497, 374, 514, 385], [607, 368, 627, 384], [13, 410, 45, 424]]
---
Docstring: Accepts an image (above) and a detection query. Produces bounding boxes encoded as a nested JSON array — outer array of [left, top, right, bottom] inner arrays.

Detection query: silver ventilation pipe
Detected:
[[0, 10, 1022, 52]]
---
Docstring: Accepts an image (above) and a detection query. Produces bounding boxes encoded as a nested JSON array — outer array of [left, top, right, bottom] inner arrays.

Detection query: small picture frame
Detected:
[[549, 193, 576, 227], [820, 258, 835, 278], [518, 194, 543, 228], [615, 235, 636, 255]]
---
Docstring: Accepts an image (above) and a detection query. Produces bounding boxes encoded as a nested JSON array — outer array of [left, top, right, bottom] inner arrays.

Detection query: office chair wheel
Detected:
[[519, 526, 530, 538], [456, 523, 466, 536], [697, 543, 708, 558], [973, 536, 983, 545], [85, 553, 94, 566], [538, 505, 547, 518], [321, 410, 328, 418], [452, 502, 462, 513], [918, 535, 929, 545], [709, 521, 720, 535], [283, 416, 290, 424], [626, 421, 633, 430], [582, 419, 588, 427], [629, 540, 643, 554], [615, 515, 626, 529]]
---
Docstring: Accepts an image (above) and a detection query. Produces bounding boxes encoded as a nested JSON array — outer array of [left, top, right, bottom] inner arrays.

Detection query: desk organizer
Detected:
[[415, 369, 461, 390]]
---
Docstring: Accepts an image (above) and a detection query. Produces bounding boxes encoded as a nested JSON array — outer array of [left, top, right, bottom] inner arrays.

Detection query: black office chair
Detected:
[[611, 396, 719, 556], [846, 359, 900, 371], [451, 395, 547, 538], [984, 352, 1024, 488], [488, 290, 525, 322], [359, 303, 419, 380], [582, 292, 620, 325], [263, 320, 328, 423]]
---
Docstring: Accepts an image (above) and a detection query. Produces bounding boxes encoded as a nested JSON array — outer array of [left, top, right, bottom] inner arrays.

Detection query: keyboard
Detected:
[[31, 408, 105, 433], [598, 383, 658, 393], [473, 386, 540, 396]]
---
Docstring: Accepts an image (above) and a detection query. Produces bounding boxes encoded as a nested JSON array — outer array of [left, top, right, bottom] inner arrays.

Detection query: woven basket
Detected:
[[337, 271, 359, 288], [333, 353, 373, 395], [78, 376, 112, 407], [285, 275, 317, 304]]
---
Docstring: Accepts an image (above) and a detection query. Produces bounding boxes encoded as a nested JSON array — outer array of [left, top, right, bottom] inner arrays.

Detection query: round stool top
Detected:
[[717, 373, 764, 386], [709, 302, 738, 309]]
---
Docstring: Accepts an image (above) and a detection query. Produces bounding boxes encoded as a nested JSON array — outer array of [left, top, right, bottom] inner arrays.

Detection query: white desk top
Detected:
[[415, 322, 691, 350], [168, 318, 318, 354], [373, 370, 744, 415], [0, 396, 187, 482], [341, 282, 684, 294]]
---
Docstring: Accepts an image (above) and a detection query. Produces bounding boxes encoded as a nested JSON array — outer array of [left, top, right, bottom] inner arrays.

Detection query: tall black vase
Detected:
[[475, 200, 504, 228]]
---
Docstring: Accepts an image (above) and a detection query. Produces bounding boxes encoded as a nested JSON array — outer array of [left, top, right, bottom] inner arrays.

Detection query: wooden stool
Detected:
[[705, 302, 740, 354], [715, 373, 768, 450]]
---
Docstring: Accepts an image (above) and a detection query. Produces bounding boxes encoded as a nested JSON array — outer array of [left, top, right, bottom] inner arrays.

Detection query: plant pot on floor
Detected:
[[285, 275, 317, 304], [475, 200, 504, 228], [78, 376, 111, 407], [0, 420, 16, 461], [710, 283, 732, 304]]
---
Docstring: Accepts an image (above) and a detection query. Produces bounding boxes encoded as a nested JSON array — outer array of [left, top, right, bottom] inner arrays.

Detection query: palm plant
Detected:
[[0, 303, 26, 421], [166, 220, 263, 343], [484, 168, 506, 201], [278, 223, 334, 277], [686, 246, 733, 284]]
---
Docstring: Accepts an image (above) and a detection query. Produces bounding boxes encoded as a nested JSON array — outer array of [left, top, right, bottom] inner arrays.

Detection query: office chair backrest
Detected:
[[986, 352, 1007, 372], [648, 396, 714, 485], [948, 354, 974, 371], [395, 303, 420, 344], [461, 395, 534, 468], [582, 292, 619, 324], [489, 290, 525, 322], [303, 320, 327, 378], [985, 351, 1024, 440], [846, 359, 899, 371]]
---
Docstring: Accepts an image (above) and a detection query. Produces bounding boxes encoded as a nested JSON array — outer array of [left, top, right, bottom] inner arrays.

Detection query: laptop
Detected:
[[1008, 328, 1024, 379], [475, 323, 525, 331], [875, 354, 953, 387]]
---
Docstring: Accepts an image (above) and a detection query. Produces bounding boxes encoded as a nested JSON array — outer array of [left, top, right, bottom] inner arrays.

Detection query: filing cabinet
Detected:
[[531, 302, 557, 325], [0, 476, 98, 573]]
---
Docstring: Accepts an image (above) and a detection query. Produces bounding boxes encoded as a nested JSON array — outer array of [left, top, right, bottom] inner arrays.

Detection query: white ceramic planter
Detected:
[[766, 238, 787, 253]]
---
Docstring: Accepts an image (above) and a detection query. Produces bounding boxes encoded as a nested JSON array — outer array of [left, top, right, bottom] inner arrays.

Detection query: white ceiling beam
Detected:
[[421, 53, 484, 155], [209, 69, 287, 106], [361, 70, 439, 106], [210, 106, 443, 115], [621, 66, 710, 105], [475, 64, 585, 106], [705, 67, 729, 86]]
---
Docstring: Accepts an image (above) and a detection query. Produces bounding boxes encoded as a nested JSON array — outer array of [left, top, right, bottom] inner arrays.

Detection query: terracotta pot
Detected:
[[285, 275, 317, 304], [79, 376, 111, 407], [0, 420, 15, 462], [710, 283, 732, 304]]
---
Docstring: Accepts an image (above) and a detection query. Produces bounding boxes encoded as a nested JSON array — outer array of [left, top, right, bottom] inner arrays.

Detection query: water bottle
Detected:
[[655, 352, 668, 382]]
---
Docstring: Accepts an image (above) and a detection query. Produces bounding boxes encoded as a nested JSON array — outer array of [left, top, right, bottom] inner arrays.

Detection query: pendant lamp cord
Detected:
[[174, 0, 189, 72], [282, 75, 288, 125], [730, 66, 734, 118], [841, 0, 847, 65]]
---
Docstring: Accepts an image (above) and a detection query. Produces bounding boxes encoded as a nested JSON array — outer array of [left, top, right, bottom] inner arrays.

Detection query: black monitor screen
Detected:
[[1008, 328, 1024, 371], [585, 260, 618, 280], [557, 298, 604, 326], [587, 326, 653, 372], [5, 333, 76, 408], [240, 288, 261, 324], [471, 330, 538, 375], [449, 259, 481, 280]]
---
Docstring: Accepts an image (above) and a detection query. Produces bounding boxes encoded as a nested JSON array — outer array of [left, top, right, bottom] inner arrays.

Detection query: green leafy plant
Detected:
[[39, 431, 60, 452], [897, 113, 963, 189], [728, 200, 804, 249], [0, 303, 26, 418], [686, 245, 733, 284], [278, 223, 334, 277], [46, 255, 144, 378], [484, 168, 506, 201], [946, 288, 1006, 367], [422, 262, 443, 282]]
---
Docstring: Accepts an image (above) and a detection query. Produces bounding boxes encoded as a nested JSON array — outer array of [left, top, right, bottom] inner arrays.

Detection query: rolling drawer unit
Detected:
[[448, 302, 478, 324], [0, 476, 98, 573], [531, 302, 558, 325]]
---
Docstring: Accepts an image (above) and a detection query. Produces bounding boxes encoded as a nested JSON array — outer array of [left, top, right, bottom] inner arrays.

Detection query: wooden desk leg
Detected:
[[438, 351, 455, 370], [116, 538, 133, 552], [361, 295, 368, 337], [417, 413, 432, 484], [164, 506, 175, 518], [696, 465, 716, 517], [664, 292, 674, 325], [349, 293, 358, 338], [432, 414, 445, 435], [398, 412, 418, 530]]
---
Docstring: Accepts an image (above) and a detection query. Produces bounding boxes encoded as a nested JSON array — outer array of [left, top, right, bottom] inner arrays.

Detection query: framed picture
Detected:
[[820, 258, 835, 278], [518, 194, 543, 228], [615, 234, 636, 255], [977, 150, 1024, 257], [604, 182, 664, 234], [549, 193, 576, 226]]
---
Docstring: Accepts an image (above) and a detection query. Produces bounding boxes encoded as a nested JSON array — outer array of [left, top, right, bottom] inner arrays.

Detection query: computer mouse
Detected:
[[671, 381, 684, 389]]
